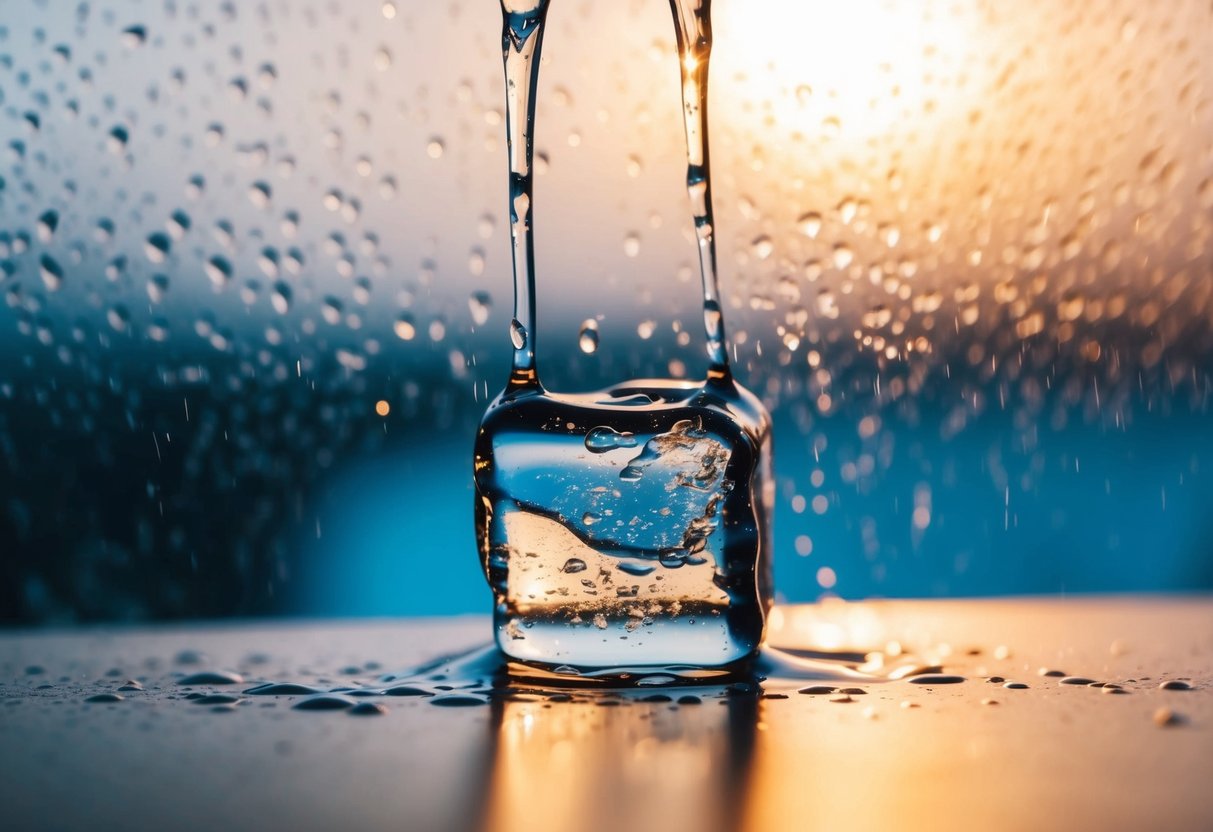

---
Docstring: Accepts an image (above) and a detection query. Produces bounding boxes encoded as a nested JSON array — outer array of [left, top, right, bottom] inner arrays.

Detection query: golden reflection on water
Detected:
[[444, 598, 1213, 832], [476, 600, 893, 832], [480, 694, 757, 832]]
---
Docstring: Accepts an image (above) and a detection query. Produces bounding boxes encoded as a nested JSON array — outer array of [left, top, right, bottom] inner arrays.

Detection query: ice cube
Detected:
[[473, 378, 772, 670]]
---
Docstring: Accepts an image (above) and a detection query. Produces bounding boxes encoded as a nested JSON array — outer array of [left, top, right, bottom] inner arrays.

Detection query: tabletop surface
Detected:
[[1, 596, 1211, 832]]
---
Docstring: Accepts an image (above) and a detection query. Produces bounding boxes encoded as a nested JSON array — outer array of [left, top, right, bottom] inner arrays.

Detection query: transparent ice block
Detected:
[[474, 378, 772, 671]]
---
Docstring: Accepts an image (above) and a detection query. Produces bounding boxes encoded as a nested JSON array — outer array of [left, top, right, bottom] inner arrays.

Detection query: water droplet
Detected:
[[107, 124, 130, 156], [468, 248, 486, 277], [205, 256, 232, 289], [509, 319, 527, 350], [1059, 676, 1097, 686], [248, 181, 271, 209], [244, 683, 323, 696], [468, 291, 492, 326], [145, 232, 171, 264], [204, 122, 225, 146], [257, 248, 279, 278], [429, 694, 488, 708], [167, 209, 191, 240], [623, 232, 641, 257], [1159, 680, 1192, 691], [349, 702, 388, 716], [120, 25, 147, 48], [86, 693, 125, 703], [36, 209, 58, 243], [95, 218, 115, 243], [322, 298, 344, 326], [477, 213, 496, 238], [178, 670, 244, 686], [906, 674, 966, 685], [798, 686, 836, 695], [426, 138, 445, 159], [146, 275, 169, 304], [831, 243, 853, 269], [584, 426, 638, 453], [39, 254, 63, 291], [293, 694, 355, 711], [270, 282, 291, 315], [383, 685, 432, 697], [394, 314, 416, 341], [578, 319, 599, 354], [837, 197, 858, 224], [618, 562, 656, 576], [1153, 707, 1184, 727], [192, 693, 241, 706]]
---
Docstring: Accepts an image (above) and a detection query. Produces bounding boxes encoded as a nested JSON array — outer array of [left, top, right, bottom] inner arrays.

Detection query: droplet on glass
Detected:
[[394, 314, 416, 341], [121, 25, 147, 49], [468, 291, 492, 326], [797, 211, 822, 238], [578, 319, 599, 354]]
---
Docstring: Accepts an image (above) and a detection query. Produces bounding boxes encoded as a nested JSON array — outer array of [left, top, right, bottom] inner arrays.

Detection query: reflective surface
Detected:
[[2, 599, 1211, 831]]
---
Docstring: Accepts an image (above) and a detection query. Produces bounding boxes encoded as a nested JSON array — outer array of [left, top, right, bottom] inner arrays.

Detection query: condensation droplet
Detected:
[[797, 211, 822, 238], [468, 291, 492, 326], [578, 319, 599, 354]]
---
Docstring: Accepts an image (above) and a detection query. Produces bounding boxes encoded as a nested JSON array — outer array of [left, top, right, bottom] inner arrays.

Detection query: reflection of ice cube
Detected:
[[474, 378, 773, 669]]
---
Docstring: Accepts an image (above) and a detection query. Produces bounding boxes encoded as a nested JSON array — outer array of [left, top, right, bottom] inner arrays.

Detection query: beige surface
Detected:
[[1, 597, 1210, 832]]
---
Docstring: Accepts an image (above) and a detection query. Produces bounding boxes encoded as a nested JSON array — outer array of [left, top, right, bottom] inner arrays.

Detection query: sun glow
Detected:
[[713, 0, 982, 144]]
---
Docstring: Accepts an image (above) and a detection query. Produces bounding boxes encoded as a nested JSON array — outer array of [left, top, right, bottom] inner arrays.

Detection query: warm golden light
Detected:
[[713, 0, 982, 143], [483, 696, 755, 832], [374, 400, 390, 416]]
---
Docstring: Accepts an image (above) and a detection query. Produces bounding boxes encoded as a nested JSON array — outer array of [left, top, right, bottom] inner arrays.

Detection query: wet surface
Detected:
[[1, 598, 1211, 831]]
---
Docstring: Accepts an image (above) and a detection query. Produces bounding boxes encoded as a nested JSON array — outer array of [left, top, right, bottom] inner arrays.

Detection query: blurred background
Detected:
[[0, 0, 1210, 625]]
